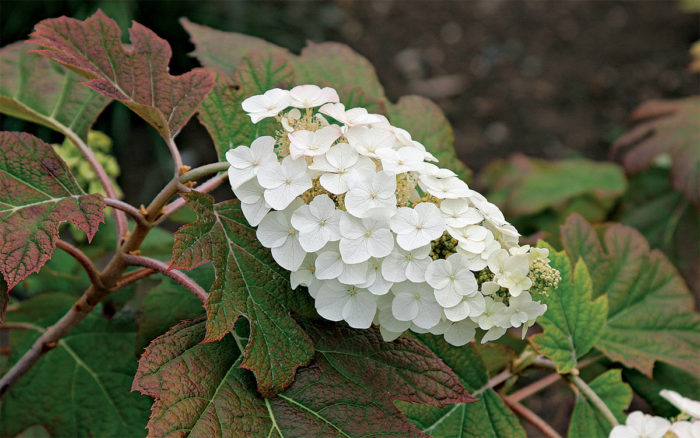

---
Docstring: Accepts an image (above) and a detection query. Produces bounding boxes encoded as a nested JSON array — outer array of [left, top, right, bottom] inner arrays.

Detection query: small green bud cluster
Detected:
[[430, 231, 459, 260], [528, 259, 561, 298], [54, 130, 122, 197]]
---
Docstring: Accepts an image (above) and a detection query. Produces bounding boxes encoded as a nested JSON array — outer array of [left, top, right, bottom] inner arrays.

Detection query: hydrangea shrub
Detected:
[[0, 11, 698, 438]]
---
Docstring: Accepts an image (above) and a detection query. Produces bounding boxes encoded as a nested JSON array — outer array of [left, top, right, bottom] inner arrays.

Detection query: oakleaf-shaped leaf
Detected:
[[0, 301, 150, 437], [398, 333, 526, 438], [293, 41, 386, 103], [561, 214, 700, 376], [612, 97, 700, 205], [30, 10, 214, 143], [529, 246, 608, 373], [479, 154, 627, 217], [0, 42, 111, 141], [0, 132, 104, 297], [388, 95, 472, 180], [170, 191, 314, 397], [181, 18, 285, 77], [568, 370, 632, 438], [133, 318, 472, 438]]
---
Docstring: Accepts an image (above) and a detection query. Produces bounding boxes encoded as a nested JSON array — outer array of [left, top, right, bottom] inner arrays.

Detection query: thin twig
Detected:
[[158, 173, 227, 224], [113, 268, 156, 290], [63, 131, 128, 239], [473, 369, 512, 396], [103, 198, 148, 227], [566, 373, 619, 427], [507, 372, 562, 403], [0, 323, 45, 332], [122, 255, 209, 303], [55, 240, 104, 289], [167, 138, 184, 178], [180, 162, 229, 183], [0, 175, 185, 398], [501, 396, 563, 438]]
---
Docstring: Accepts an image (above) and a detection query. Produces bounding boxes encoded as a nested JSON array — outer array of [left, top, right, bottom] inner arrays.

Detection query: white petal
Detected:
[[271, 237, 306, 271], [443, 321, 476, 346], [382, 254, 408, 283], [315, 251, 344, 280], [412, 301, 442, 330], [434, 286, 462, 307], [256, 211, 289, 248], [342, 291, 377, 329], [315, 280, 348, 321], [339, 238, 370, 264], [392, 293, 420, 321], [444, 301, 470, 322], [338, 261, 369, 285], [366, 229, 394, 258], [425, 259, 450, 289], [241, 200, 270, 227]]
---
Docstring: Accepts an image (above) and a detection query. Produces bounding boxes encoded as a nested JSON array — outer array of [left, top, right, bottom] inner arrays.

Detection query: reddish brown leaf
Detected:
[[561, 214, 700, 376], [133, 318, 473, 438], [170, 192, 315, 397], [30, 10, 214, 142], [0, 132, 104, 310], [612, 97, 700, 205]]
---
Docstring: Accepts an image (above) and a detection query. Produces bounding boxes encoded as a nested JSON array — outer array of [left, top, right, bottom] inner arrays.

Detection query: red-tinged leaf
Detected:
[[293, 41, 386, 103], [233, 48, 295, 95], [30, 10, 214, 142], [561, 213, 700, 376], [612, 97, 700, 205], [388, 95, 472, 181], [170, 191, 315, 397], [180, 18, 287, 77], [0, 132, 104, 298], [0, 42, 111, 141], [133, 318, 473, 438]]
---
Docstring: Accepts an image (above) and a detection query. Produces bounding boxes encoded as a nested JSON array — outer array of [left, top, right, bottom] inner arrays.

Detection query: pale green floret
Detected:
[[528, 259, 561, 298]]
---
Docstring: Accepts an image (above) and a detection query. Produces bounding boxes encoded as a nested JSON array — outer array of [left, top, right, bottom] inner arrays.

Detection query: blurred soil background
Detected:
[[1, 2, 699, 436], [2, 0, 698, 203]]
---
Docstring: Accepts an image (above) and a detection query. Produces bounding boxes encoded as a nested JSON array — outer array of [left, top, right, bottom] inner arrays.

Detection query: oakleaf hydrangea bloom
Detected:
[[229, 84, 560, 346], [610, 390, 700, 438]]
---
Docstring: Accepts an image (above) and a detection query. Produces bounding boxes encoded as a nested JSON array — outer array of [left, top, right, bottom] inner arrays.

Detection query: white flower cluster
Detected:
[[610, 390, 700, 438], [227, 84, 555, 346]]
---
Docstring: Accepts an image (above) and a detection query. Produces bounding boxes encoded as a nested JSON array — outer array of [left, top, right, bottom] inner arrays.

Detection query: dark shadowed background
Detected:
[[2, 0, 698, 206]]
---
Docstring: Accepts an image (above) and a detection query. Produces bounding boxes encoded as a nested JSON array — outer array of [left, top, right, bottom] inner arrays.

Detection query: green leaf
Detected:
[[0, 303, 150, 437], [612, 97, 700, 205], [180, 18, 286, 77], [529, 246, 608, 373], [133, 318, 472, 438], [568, 370, 632, 438], [561, 213, 700, 376], [232, 48, 296, 95], [0, 42, 111, 141], [135, 276, 205, 353], [30, 10, 214, 143], [388, 95, 472, 181], [478, 154, 627, 218], [398, 333, 526, 438], [293, 41, 386, 103], [198, 48, 295, 160], [615, 168, 698, 294], [0, 132, 104, 297], [170, 191, 315, 397], [624, 362, 700, 418]]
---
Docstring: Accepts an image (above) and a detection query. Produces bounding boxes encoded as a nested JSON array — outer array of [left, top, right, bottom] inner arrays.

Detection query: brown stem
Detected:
[[113, 268, 156, 290], [158, 173, 227, 224], [64, 131, 127, 239], [167, 138, 184, 178], [501, 396, 563, 438], [104, 198, 148, 227], [507, 372, 562, 403], [56, 240, 104, 289], [122, 255, 208, 303], [473, 369, 512, 396], [0, 323, 45, 332], [0, 175, 184, 398]]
